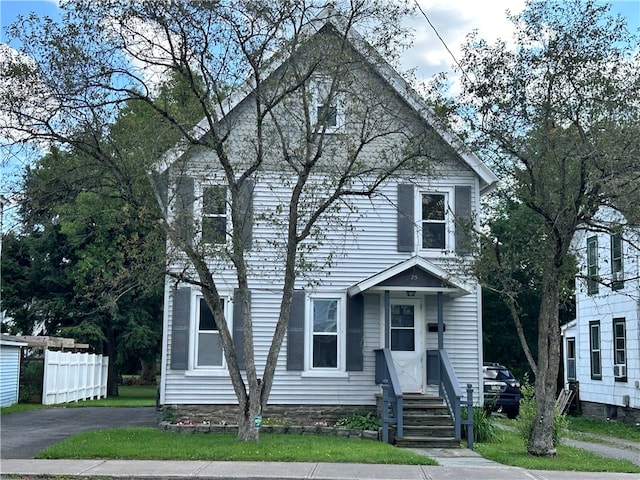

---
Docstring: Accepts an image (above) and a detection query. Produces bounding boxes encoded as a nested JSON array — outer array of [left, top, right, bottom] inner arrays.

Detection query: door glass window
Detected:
[[391, 304, 415, 351]]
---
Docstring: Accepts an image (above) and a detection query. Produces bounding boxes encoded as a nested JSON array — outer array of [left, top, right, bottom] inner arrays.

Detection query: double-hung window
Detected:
[[421, 193, 447, 250], [586, 236, 599, 295], [311, 77, 343, 133], [202, 185, 227, 244], [589, 321, 601, 380], [613, 318, 627, 381], [195, 297, 225, 368], [309, 297, 343, 370], [611, 232, 624, 290], [566, 337, 576, 382]]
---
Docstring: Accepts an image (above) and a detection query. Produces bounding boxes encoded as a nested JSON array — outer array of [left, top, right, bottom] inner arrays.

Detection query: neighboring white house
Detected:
[[155, 9, 497, 440], [562, 208, 640, 424], [0, 335, 28, 407]]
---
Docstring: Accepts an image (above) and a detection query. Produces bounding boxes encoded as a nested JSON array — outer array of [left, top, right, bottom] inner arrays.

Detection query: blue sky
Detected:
[[1, 0, 639, 229], [2, 1, 639, 76]]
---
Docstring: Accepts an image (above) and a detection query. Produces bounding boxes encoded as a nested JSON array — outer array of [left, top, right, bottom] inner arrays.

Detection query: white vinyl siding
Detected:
[[0, 341, 26, 407]]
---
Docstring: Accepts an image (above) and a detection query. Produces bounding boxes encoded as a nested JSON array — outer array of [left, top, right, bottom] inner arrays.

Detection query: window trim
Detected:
[[190, 291, 233, 372], [304, 293, 346, 373], [418, 189, 453, 253], [589, 321, 601, 380], [613, 317, 627, 382], [586, 235, 599, 295]]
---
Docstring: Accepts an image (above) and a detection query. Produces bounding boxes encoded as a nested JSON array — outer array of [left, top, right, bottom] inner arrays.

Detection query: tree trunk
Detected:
[[237, 393, 261, 441], [528, 268, 561, 456], [106, 332, 119, 397]]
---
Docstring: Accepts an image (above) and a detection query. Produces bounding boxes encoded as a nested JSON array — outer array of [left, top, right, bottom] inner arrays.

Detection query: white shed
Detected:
[[0, 335, 28, 407]]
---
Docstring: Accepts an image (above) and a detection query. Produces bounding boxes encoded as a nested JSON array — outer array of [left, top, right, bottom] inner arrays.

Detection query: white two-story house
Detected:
[[155, 9, 497, 444], [562, 208, 639, 424]]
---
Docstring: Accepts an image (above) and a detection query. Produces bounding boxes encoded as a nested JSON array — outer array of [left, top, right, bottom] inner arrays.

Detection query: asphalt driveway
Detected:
[[1, 407, 160, 459]]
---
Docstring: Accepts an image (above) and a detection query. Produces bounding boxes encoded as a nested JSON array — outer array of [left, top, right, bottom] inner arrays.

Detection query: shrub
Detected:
[[335, 411, 381, 431], [470, 406, 499, 443], [516, 376, 567, 447], [261, 417, 285, 426], [19, 359, 44, 403]]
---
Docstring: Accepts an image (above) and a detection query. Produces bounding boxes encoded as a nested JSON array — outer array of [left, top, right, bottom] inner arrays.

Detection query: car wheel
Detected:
[[506, 407, 519, 419]]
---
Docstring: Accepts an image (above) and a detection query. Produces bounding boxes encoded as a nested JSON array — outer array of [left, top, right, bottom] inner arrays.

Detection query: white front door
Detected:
[[389, 299, 425, 393]]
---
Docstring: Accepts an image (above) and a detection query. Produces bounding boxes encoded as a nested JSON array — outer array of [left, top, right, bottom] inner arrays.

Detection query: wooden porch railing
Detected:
[[427, 348, 475, 449], [374, 348, 403, 443]]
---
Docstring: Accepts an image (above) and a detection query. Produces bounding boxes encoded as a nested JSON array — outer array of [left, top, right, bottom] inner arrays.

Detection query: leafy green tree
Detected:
[[1, 0, 431, 442], [2, 72, 201, 394], [457, 0, 639, 455], [479, 199, 576, 381]]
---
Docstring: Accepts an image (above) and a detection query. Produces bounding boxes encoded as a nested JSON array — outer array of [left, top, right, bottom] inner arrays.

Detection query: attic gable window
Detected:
[[317, 104, 338, 128], [202, 185, 227, 244], [311, 77, 343, 133]]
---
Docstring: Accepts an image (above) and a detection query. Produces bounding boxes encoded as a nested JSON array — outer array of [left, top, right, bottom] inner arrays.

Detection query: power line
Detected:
[[413, 1, 473, 84]]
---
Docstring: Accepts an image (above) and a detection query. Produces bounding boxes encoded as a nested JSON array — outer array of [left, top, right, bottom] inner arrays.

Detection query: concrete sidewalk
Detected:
[[2, 458, 639, 479]]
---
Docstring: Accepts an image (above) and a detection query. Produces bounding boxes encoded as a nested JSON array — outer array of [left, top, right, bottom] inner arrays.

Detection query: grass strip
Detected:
[[475, 428, 640, 473], [36, 428, 436, 465], [566, 416, 640, 442], [1, 385, 156, 415]]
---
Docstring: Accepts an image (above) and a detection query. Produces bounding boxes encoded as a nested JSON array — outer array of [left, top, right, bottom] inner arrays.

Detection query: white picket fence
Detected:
[[42, 350, 109, 405]]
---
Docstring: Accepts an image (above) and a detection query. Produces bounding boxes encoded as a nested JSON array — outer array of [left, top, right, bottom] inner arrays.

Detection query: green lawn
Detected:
[[1, 385, 156, 415], [37, 428, 436, 465], [566, 416, 640, 442], [62, 385, 157, 408], [476, 427, 640, 473]]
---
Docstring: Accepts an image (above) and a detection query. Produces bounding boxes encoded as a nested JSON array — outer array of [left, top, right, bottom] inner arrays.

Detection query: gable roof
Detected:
[[347, 256, 474, 297], [155, 7, 498, 194]]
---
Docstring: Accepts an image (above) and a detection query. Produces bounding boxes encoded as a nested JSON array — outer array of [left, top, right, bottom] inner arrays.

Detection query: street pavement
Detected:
[[2, 458, 640, 479]]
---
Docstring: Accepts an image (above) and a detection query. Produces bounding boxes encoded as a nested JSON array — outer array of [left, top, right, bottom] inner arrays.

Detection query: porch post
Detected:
[[437, 291, 444, 350], [384, 290, 390, 349]]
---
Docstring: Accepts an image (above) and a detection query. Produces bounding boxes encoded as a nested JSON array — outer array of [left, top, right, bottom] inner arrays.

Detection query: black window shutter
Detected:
[[233, 288, 249, 370], [286, 290, 306, 371], [397, 184, 414, 252], [175, 175, 194, 245], [346, 294, 364, 371], [454, 186, 472, 254], [238, 178, 254, 250], [170, 288, 191, 370]]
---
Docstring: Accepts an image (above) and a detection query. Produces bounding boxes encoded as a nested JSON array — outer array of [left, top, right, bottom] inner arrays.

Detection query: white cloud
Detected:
[[402, 0, 527, 84]]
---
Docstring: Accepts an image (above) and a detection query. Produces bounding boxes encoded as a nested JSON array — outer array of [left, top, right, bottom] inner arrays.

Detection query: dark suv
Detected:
[[483, 362, 521, 419]]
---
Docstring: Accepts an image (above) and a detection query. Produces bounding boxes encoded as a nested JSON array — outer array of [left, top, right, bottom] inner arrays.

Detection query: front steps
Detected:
[[393, 394, 459, 448]]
